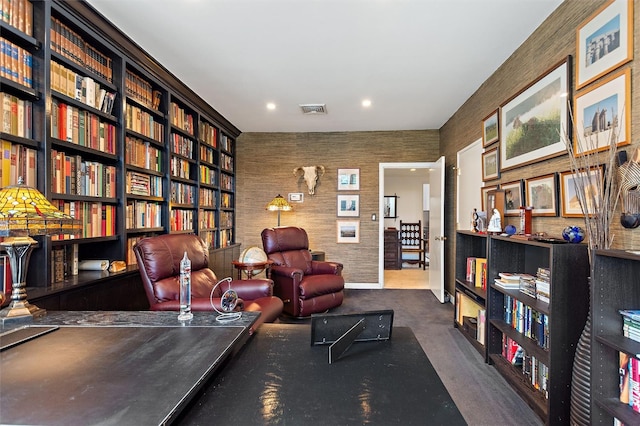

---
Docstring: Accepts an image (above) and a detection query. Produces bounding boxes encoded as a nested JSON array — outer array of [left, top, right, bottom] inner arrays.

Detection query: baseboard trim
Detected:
[[345, 282, 383, 290]]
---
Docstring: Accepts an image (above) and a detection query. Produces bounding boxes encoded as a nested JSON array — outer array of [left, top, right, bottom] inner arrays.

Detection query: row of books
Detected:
[[220, 211, 234, 228], [51, 61, 116, 114], [170, 181, 195, 205], [221, 152, 234, 172], [125, 69, 161, 111], [1, 139, 36, 188], [619, 351, 640, 415], [199, 187, 216, 208], [220, 228, 233, 247], [125, 136, 162, 172], [199, 121, 218, 147], [220, 134, 233, 153], [1, 0, 33, 36], [50, 16, 113, 83], [465, 256, 487, 289], [1, 38, 33, 87], [199, 230, 215, 250], [125, 200, 162, 230], [51, 100, 117, 154], [494, 269, 551, 304], [170, 102, 194, 135], [51, 200, 117, 239], [504, 294, 549, 350], [220, 173, 234, 191], [200, 143, 217, 164], [199, 164, 217, 186], [170, 132, 194, 158], [2, 92, 33, 138], [503, 335, 549, 399], [169, 208, 194, 232], [199, 209, 216, 230], [51, 150, 117, 198], [51, 244, 78, 283], [125, 171, 163, 197], [221, 193, 233, 209], [170, 157, 192, 180], [125, 103, 165, 142]]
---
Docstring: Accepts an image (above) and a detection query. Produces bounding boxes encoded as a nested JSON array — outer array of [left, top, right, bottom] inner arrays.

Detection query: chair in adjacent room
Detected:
[[399, 220, 427, 269], [261, 226, 345, 318], [134, 233, 283, 332]]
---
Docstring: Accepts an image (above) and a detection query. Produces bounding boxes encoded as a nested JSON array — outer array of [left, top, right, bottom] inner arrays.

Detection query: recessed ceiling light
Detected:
[[362, 99, 372, 107], [266, 103, 276, 110], [410, 168, 416, 172]]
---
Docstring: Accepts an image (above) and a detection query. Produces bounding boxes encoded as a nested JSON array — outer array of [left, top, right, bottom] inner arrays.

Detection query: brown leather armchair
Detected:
[[134, 234, 283, 331], [261, 227, 344, 318]]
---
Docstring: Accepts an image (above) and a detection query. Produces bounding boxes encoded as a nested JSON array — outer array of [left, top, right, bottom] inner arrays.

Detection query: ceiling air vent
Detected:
[[299, 104, 327, 115]]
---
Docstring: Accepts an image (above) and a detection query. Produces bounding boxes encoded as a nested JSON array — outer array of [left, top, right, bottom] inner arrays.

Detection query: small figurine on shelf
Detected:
[[487, 208, 502, 234], [472, 209, 479, 232]]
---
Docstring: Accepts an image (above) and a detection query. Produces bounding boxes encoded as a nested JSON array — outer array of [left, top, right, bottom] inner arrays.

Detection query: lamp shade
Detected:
[[0, 180, 82, 237], [266, 194, 292, 212]]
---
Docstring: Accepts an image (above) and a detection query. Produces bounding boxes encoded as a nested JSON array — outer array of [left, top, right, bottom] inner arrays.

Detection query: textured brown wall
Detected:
[[441, 0, 640, 295], [236, 131, 439, 283]]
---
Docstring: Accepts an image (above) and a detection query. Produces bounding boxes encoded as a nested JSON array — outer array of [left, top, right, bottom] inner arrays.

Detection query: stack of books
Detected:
[[494, 272, 521, 289], [536, 268, 551, 304], [617, 349, 640, 415], [519, 274, 536, 298], [620, 310, 640, 343]]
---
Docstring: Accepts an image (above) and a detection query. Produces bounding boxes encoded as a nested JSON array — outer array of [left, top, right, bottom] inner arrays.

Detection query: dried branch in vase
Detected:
[[560, 107, 624, 259]]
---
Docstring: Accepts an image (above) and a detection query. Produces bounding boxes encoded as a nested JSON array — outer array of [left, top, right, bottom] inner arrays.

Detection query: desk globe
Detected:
[[238, 246, 268, 277]]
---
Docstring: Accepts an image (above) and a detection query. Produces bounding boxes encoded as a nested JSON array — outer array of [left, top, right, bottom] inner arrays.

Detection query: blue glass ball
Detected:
[[562, 226, 585, 243], [505, 225, 517, 235]]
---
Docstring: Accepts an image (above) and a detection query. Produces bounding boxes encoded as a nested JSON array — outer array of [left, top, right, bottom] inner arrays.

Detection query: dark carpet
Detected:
[[277, 289, 543, 426]]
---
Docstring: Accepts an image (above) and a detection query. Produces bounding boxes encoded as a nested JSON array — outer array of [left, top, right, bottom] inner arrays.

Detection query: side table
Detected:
[[231, 260, 274, 280]]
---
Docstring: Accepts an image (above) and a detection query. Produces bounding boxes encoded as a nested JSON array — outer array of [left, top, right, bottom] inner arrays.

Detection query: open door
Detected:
[[428, 156, 445, 302]]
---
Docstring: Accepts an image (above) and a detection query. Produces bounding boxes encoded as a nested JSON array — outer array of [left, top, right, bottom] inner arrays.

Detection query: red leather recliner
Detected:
[[134, 234, 283, 331], [261, 227, 344, 318]]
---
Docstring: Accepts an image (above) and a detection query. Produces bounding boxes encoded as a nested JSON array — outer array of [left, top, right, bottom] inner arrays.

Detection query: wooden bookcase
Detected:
[[591, 249, 640, 424], [486, 236, 589, 423], [1, 1, 239, 295], [454, 231, 488, 358]]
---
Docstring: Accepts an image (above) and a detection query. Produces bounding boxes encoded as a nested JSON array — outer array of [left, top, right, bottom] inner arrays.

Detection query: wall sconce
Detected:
[[0, 178, 82, 322], [265, 194, 293, 227]]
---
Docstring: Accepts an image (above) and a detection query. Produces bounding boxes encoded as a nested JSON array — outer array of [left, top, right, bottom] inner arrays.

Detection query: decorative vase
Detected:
[[570, 277, 591, 426]]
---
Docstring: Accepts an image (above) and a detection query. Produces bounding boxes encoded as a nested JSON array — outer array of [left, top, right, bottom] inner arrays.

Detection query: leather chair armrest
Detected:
[[230, 279, 274, 299], [270, 265, 304, 280], [311, 261, 343, 275]]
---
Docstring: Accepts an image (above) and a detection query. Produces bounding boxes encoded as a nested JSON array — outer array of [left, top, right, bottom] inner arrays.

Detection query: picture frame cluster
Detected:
[[336, 168, 360, 243]]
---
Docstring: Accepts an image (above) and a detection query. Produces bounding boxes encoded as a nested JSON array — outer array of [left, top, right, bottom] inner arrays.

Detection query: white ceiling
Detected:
[[86, 0, 563, 134]]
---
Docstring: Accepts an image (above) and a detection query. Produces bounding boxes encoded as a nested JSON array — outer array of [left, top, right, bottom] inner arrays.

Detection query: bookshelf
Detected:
[[454, 231, 487, 358], [1, 1, 240, 294], [591, 249, 640, 424], [486, 236, 589, 423]]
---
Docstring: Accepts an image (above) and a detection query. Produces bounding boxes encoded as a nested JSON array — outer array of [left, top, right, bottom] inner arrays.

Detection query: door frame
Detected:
[[378, 162, 434, 288]]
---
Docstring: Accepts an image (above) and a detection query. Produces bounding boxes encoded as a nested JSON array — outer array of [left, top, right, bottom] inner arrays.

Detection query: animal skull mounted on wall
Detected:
[[294, 166, 325, 195]]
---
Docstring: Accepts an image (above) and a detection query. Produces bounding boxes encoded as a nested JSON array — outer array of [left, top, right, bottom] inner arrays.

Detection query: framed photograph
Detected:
[[482, 109, 500, 147], [560, 167, 604, 217], [337, 194, 359, 217], [525, 173, 558, 217], [576, 0, 633, 89], [501, 180, 524, 216], [482, 147, 500, 181], [573, 68, 630, 155], [500, 57, 570, 171], [337, 220, 360, 243], [384, 195, 397, 218], [481, 185, 498, 211], [337, 168, 360, 191]]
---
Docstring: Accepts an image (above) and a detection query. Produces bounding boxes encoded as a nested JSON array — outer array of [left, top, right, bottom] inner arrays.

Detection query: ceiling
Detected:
[[85, 0, 563, 134]]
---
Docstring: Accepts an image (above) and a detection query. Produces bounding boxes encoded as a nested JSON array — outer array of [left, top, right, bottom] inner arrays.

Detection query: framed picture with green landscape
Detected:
[[500, 57, 571, 171], [482, 109, 499, 147], [482, 147, 499, 181]]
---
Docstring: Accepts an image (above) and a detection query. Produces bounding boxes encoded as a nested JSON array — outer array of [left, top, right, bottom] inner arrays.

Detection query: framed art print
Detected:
[[482, 147, 499, 181], [383, 195, 397, 219], [501, 180, 524, 216], [337, 194, 359, 217], [500, 57, 570, 171], [482, 109, 499, 147], [576, 0, 633, 89], [573, 68, 630, 155], [560, 167, 604, 217], [337, 168, 360, 191], [337, 220, 360, 243], [525, 173, 558, 217]]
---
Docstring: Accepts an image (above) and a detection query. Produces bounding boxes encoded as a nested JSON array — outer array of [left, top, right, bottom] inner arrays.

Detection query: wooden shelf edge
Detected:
[[595, 396, 640, 424]]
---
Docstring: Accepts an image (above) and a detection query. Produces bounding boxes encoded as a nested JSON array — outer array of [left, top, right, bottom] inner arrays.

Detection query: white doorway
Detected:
[[379, 161, 442, 299]]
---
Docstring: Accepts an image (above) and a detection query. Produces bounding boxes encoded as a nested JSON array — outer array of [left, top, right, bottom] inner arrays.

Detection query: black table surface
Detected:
[[1, 311, 258, 426], [178, 324, 467, 425]]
